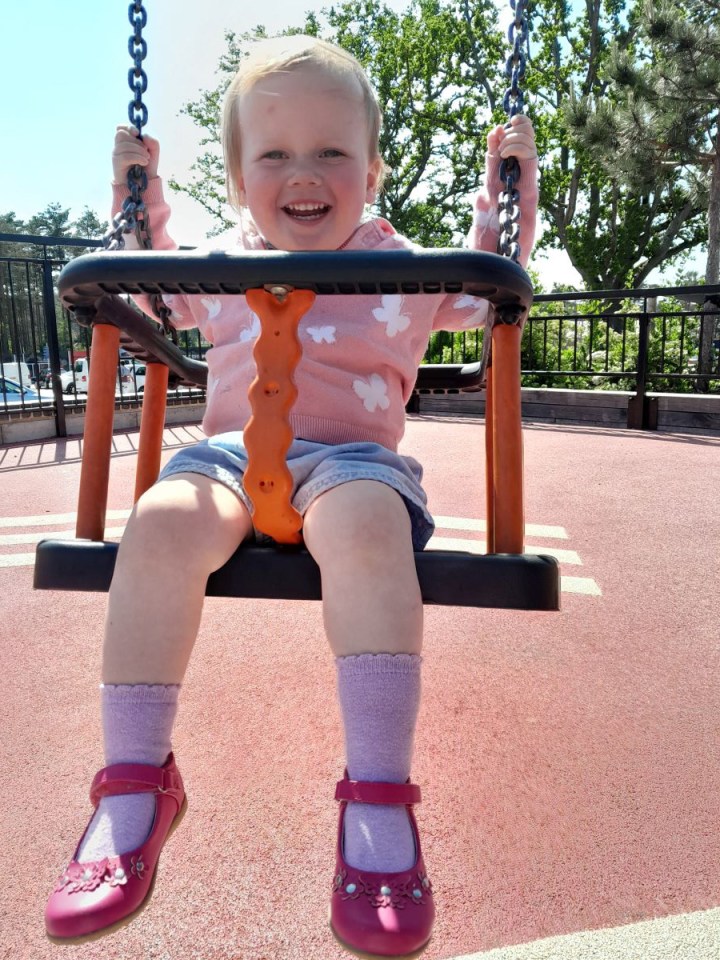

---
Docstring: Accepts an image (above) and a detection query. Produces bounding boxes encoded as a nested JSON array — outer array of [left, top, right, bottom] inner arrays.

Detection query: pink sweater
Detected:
[[114, 153, 538, 452]]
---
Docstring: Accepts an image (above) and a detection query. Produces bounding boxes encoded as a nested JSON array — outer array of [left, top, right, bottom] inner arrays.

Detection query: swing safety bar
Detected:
[[34, 248, 560, 611]]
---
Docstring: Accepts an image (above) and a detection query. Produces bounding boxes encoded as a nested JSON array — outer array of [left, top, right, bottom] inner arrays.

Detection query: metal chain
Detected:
[[497, 0, 529, 265], [103, 2, 172, 334]]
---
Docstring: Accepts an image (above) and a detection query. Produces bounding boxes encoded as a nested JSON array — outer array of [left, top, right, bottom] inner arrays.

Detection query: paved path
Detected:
[[1, 416, 719, 960]]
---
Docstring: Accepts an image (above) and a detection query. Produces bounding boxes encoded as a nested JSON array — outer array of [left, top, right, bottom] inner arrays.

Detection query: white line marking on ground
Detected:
[[429, 536, 582, 565], [0, 528, 127, 546], [0, 510, 130, 529], [0, 553, 37, 568], [561, 576, 602, 596], [1, 514, 600, 595], [433, 516, 568, 539]]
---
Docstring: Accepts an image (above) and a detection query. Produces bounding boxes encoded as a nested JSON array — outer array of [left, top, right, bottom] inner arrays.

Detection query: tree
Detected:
[[529, 0, 709, 291], [566, 0, 719, 378], [71, 207, 109, 242], [0, 212, 28, 258]]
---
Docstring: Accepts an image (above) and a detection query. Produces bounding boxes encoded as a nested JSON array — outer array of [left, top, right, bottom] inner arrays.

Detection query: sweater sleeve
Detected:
[[110, 178, 198, 331]]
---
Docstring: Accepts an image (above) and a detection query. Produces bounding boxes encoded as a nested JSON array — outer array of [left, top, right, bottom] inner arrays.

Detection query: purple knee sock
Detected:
[[336, 653, 421, 873], [77, 683, 179, 863]]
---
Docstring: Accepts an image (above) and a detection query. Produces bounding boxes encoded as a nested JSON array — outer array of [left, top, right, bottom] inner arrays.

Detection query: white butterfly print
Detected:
[[453, 294, 488, 328], [453, 295, 482, 311], [239, 311, 261, 343], [473, 208, 500, 231], [353, 373, 390, 413], [306, 325, 336, 344], [161, 294, 184, 323], [372, 295, 411, 338], [200, 297, 222, 320]]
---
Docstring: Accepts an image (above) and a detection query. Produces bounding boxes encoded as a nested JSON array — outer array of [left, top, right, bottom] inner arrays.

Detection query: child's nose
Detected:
[[288, 160, 321, 186]]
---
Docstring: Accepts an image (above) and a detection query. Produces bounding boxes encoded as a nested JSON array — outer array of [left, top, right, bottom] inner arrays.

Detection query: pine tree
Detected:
[[567, 0, 720, 379]]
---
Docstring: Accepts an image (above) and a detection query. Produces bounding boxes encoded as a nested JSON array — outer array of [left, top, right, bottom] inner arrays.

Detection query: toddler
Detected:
[[45, 34, 538, 956]]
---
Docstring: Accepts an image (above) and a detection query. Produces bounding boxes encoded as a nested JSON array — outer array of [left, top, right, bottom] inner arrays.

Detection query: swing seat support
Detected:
[[34, 248, 560, 611]]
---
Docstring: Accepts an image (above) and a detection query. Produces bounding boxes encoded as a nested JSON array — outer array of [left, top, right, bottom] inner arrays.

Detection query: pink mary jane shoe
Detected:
[[45, 753, 186, 943], [330, 773, 434, 958]]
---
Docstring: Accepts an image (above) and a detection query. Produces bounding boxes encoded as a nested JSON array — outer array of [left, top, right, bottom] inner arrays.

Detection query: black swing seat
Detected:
[[34, 248, 560, 611], [34, 540, 559, 609]]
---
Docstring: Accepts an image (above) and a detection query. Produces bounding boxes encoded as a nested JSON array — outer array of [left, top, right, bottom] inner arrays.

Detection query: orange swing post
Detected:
[[75, 323, 122, 541], [484, 363, 496, 554], [134, 362, 170, 502], [488, 322, 524, 554], [243, 287, 316, 544]]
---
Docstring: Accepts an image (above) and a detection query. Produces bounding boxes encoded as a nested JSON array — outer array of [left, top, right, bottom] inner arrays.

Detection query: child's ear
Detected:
[[365, 157, 383, 203]]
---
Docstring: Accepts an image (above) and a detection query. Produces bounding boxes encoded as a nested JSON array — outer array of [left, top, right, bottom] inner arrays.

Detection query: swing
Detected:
[[33, 0, 560, 612]]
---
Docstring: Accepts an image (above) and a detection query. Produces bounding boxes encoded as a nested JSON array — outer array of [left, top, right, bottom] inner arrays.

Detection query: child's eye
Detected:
[[262, 150, 287, 160], [320, 149, 345, 159]]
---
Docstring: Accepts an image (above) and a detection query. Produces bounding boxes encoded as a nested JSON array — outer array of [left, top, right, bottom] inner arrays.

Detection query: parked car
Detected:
[[0, 376, 51, 407], [1, 362, 33, 388], [61, 358, 140, 395], [59, 369, 76, 393]]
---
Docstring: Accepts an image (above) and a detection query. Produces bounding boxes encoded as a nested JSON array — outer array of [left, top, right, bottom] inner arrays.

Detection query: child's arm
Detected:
[[110, 125, 196, 329], [431, 117, 539, 333], [111, 125, 175, 252], [467, 115, 539, 270]]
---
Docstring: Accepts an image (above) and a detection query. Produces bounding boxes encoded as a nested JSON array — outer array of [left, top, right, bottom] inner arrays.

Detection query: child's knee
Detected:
[[124, 474, 250, 564], [306, 480, 413, 565]]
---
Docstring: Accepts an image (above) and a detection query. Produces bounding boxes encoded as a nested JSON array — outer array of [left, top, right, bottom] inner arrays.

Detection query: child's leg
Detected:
[[103, 472, 253, 685], [303, 480, 423, 872], [77, 473, 252, 862]]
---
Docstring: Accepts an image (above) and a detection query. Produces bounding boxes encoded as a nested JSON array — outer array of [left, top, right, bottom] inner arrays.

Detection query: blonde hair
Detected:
[[222, 35, 386, 212]]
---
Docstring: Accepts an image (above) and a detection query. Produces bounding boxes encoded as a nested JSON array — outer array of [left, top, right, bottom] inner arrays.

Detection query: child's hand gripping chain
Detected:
[[243, 287, 316, 543]]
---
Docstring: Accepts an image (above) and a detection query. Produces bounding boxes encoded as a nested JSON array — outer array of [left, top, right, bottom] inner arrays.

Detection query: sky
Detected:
[[2, 0, 583, 286]]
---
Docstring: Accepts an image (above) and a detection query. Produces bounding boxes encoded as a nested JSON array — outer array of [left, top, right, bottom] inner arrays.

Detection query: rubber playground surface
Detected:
[[1, 414, 719, 960]]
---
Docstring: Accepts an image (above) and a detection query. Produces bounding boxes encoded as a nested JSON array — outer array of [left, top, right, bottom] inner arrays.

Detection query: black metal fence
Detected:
[[2, 233, 719, 436], [0, 234, 207, 436], [427, 286, 720, 391]]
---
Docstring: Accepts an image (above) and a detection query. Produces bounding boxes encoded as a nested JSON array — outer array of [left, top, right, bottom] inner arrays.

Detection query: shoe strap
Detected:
[[90, 761, 182, 806], [335, 778, 421, 806]]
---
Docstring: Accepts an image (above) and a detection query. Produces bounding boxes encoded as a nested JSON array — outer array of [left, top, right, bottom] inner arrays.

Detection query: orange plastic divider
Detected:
[[243, 287, 316, 544], [490, 323, 524, 554], [76, 324, 121, 541], [134, 362, 169, 502]]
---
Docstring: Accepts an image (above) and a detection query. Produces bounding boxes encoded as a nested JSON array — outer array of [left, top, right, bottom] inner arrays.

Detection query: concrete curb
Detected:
[[449, 908, 720, 960]]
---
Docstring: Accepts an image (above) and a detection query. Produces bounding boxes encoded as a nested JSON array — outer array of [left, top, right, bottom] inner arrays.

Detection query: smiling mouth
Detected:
[[283, 203, 331, 221]]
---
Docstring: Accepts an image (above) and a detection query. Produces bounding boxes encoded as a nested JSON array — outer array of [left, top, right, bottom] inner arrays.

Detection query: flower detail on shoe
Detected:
[[55, 859, 110, 894], [106, 864, 128, 888], [332, 867, 433, 909], [54, 855, 148, 896], [333, 869, 366, 902]]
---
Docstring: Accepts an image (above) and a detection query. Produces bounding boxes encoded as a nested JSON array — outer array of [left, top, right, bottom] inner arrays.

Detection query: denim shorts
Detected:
[[158, 432, 435, 550]]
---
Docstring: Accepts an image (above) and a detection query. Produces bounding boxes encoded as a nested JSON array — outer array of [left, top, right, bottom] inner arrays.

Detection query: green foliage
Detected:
[[422, 294, 718, 393], [565, 0, 720, 290]]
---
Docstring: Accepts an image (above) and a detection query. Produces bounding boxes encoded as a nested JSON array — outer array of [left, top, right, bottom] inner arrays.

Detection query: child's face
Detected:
[[236, 65, 383, 251]]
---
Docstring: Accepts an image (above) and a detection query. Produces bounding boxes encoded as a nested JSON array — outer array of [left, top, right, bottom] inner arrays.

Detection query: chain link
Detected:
[[102, 3, 172, 333], [497, 0, 529, 267]]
